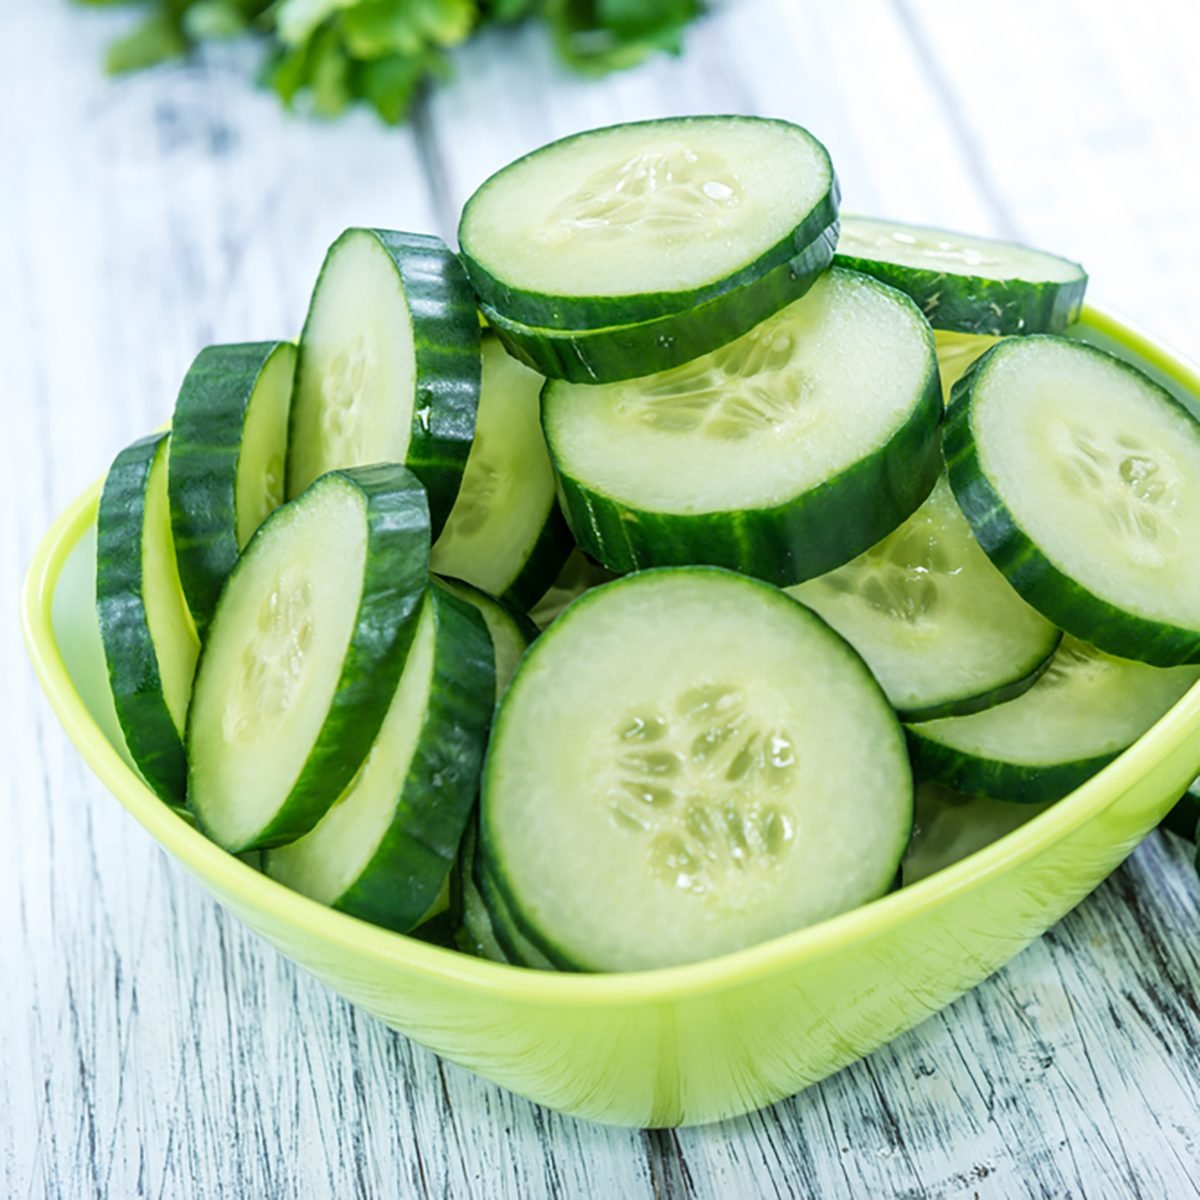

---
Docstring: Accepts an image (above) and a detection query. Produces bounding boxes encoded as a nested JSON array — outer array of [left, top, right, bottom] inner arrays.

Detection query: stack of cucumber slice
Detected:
[[92, 114, 1200, 972]]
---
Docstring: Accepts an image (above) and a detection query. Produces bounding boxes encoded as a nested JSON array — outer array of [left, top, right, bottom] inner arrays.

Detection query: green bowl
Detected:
[[22, 306, 1200, 1128]]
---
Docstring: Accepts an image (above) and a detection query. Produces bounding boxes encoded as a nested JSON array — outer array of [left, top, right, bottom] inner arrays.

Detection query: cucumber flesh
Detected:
[[836, 216, 1086, 335], [459, 116, 839, 329], [544, 267, 942, 586], [264, 584, 494, 932], [947, 335, 1200, 665], [907, 637, 1200, 803], [287, 229, 481, 535], [789, 476, 1060, 721], [482, 568, 913, 972], [430, 337, 572, 610], [188, 465, 430, 852]]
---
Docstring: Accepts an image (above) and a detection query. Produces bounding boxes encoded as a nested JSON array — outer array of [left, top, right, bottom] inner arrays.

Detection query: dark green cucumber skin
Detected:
[[96, 433, 187, 804], [329, 584, 495, 934], [499, 502, 576, 613], [483, 224, 838, 385], [454, 817, 511, 961], [905, 725, 1119, 805], [945, 337, 1200, 667], [834, 252, 1087, 336], [169, 341, 292, 637], [435, 576, 541, 657], [547, 363, 943, 588], [288, 228, 481, 539], [1160, 784, 1200, 843], [188, 464, 431, 851], [896, 630, 1062, 724], [459, 116, 840, 330]]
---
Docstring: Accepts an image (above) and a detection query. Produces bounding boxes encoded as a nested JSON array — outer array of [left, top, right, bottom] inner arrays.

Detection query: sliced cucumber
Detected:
[[169, 340, 295, 635], [287, 228, 481, 535], [264, 583, 494, 932], [96, 433, 200, 803], [429, 336, 572, 610], [907, 637, 1200, 803], [473, 847, 556, 970], [836, 216, 1087, 335], [543, 268, 942, 586], [456, 818, 509, 962], [435, 577, 536, 701], [188, 465, 430, 852], [788, 476, 1060, 721], [946, 335, 1200, 665], [480, 227, 836, 384], [459, 116, 839, 330], [481, 568, 913, 972], [935, 331, 997, 404]]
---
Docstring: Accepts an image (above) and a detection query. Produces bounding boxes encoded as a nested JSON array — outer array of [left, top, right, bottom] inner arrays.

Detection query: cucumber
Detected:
[[456, 819, 509, 962], [935, 331, 997, 404], [435, 577, 536, 701], [459, 116, 839, 330], [96, 433, 200, 804], [907, 637, 1200, 804], [429, 337, 572, 610], [946, 335, 1200, 666], [169, 341, 295, 635], [473, 846, 556, 970], [789, 476, 1060, 721], [480, 227, 836, 385], [286, 229, 481, 535], [188, 465, 430, 852], [543, 268, 942, 587], [481, 568, 913, 972], [835, 216, 1086, 335], [264, 583, 494, 933]]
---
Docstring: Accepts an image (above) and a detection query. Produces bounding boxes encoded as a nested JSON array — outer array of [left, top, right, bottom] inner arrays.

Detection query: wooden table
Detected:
[[6, 1, 1200, 1194]]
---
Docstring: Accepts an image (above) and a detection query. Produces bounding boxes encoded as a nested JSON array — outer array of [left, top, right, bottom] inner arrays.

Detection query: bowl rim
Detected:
[[22, 302, 1200, 1007]]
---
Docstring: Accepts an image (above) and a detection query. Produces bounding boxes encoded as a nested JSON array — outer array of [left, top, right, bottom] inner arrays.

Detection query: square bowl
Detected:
[[22, 305, 1200, 1128]]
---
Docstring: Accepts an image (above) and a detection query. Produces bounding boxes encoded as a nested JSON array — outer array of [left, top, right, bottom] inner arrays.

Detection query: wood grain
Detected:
[[5, 0, 1200, 1195]]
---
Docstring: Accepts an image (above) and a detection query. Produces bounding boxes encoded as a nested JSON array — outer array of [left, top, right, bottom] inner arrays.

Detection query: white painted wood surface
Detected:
[[5, 0, 1200, 1194]]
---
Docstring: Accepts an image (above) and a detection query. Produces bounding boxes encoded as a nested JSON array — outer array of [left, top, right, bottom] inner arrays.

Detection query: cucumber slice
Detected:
[[543, 268, 942, 587], [907, 637, 1200, 803], [459, 116, 839, 330], [429, 337, 572, 610], [836, 216, 1087, 335], [481, 568, 913, 972], [474, 847, 556, 970], [287, 229, 481, 535], [935, 331, 997, 404], [480, 226, 837, 385], [456, 819, 510, 962], [946, 335, 1200, 665], [169, 341, 295, 635], [96, 433, 200, 803], [435, 577, 536, 701], [188, 465, 430, 852], [789, 476, 1060, 721], [264, 583, 494, 932]]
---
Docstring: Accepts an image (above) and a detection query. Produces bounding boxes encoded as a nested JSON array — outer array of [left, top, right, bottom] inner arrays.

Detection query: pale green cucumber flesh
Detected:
[[482, 568, 913, 972]]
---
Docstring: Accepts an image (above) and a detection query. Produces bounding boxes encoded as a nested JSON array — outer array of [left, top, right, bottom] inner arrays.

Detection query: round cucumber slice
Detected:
[[907, 637, 1200, 804], [459, 116, 839, 330], [188, 464, 430, 852], [97, 433, 200, 804], [287, 228, 481, 536], [169, 340, 295, 635], [435, 576, 536, 702], [263, 584, 494, 933], [946, 335, 1200, 665], [835, 216, 1087, 335], [789, 476, 1060, 721], [482, 568, 913, 972], [430, 336, 572, 611], [543, 268, 942, 586]]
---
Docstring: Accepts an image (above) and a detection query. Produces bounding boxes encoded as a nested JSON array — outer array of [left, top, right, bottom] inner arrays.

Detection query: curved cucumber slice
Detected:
[[435, 576, 536, 702], [481, 226, 837, 385], [459, 116, 839, 330], [946, 335, 1200, 665], [264, 584, 494, 932], [430, 337, 572, 610], [287, 228, 481, 535], [907, 638, 1200, 803], [789, 476, 1060, 721], [543, 268, 942, 587], [169, 341, 295, 635], [474, 848, 556, 970], [97, 433, 200, 803], [482, 568, 913, 972], [188, 465, 430, 852], [836, 216, 1087, 335], [935, 331, 997, 404]]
